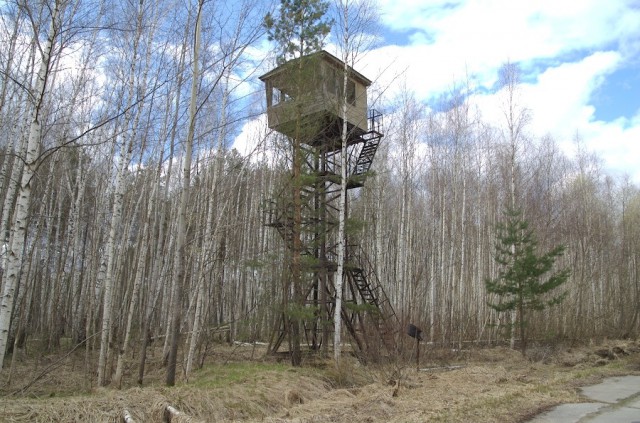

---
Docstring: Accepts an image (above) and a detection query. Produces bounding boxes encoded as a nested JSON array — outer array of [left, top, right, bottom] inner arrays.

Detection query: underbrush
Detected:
[[0, 340, 638, 422], [191, 362, 290, 388]]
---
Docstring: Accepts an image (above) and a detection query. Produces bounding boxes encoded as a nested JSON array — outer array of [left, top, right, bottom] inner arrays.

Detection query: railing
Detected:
[[368, 108, 383, 135]]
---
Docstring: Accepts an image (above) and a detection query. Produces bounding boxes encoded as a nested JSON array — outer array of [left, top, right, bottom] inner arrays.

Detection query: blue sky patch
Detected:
[[592, 64, 640, 123]]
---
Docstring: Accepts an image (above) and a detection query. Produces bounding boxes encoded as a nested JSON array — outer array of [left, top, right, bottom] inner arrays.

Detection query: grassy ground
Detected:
[[0, 340, 638, 422]]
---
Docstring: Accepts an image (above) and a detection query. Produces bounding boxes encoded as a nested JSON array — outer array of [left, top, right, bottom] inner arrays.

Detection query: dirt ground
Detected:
[[0, 340, 639, 422]]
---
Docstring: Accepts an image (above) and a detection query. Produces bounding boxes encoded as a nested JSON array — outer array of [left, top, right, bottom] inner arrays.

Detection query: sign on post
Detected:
[[407, 324, 422, 370]]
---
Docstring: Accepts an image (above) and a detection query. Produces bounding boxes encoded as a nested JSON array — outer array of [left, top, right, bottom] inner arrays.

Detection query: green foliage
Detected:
[[298, 171, 318, 187], [343, 301, 379, 314], [486, 208, 571, 353], [300, 254, 320, 269], [193, 362, 290, 388], [345, 217, 366, 235], [263, 0, 333, 368], [286, 303, 318, 321], [264, 0, 333, 63]]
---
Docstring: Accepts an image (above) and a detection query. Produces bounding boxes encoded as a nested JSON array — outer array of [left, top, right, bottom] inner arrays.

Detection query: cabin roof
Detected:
[[259, 50, 372, 87]]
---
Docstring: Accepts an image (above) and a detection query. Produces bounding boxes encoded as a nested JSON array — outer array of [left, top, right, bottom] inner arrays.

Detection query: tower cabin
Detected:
[[259, 50, 371, 150]]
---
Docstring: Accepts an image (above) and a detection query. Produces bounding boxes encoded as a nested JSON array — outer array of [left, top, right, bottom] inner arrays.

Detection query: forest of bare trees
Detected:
[[0, 0, 638, 388]]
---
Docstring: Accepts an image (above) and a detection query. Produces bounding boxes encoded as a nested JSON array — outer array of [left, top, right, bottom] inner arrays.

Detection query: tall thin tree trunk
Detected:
[[166, 0, 203, 386], [113, 177, 155, 388], [97, 0, 156, 385], [185, 70, 231, 379], [333, 1, 351, 363], [0, 1, 60, 369]]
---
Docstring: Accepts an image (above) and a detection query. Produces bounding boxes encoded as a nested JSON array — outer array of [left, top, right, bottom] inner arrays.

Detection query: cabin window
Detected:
[[272, 87, 292, 104], [326, 68, 339, 97], [326, 67, 357, 106], [346, 79, 356, 106]]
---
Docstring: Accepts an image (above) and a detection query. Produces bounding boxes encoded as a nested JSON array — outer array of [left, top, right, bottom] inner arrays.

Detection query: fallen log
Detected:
[[163, 405, 181, 422], [122, 409, 135, 423], [163, 405, 201, 422]]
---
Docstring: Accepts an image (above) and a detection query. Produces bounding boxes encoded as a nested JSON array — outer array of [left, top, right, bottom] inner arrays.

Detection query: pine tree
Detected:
[[264, 0, 332, 65], [486, 208, 571, 355], [263, 0, 332, 366]]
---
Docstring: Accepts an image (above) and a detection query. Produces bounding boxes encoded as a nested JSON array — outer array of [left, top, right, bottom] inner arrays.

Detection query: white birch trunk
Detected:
[[398, 163, 408, 322], [97, 136, 134, 385], [159, 32, 187, 363], [111, 1, 160, 387], [439, 181, 446, 342], [459, 159, 467, 344], [0, 133, 28, 264], [166, 0, 202, 386], [97, 0, 149, 384], [69, 156, 87, 341], [334, 2, 350, 362], [0, 13, 36, 258], [429, 171, 437, 342], [113, 178, 156, 388], [185, 70, 231, 379], [0, 1, 59, 369]]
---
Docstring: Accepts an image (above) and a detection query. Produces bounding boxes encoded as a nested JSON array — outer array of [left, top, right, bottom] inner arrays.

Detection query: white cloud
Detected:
[[522, 51, 621, 138], [583, 117, 640, 182], [231, 114, 269, 157], [362, 0, 640, 97], [231, 113, 288, 168], [378, 0, 640, 58], [240, 0, 640, 183], [467, 51, 640, 183], [352, 0, 640, 183], [358, 44, 488, 103]]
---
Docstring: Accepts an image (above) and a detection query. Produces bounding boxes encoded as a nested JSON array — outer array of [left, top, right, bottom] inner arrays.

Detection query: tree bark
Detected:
[[0, 0, 60, 370], [166, 0, 203, 386]]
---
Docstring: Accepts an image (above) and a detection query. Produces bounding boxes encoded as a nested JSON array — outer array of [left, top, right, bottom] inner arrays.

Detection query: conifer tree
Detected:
[[264, 0, 332, 64], [263, 0, 332, 366], [486, 208, 571, 355]]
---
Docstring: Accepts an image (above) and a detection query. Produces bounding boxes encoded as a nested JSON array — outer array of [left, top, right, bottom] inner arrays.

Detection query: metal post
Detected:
[[416, 336, 420, 371]]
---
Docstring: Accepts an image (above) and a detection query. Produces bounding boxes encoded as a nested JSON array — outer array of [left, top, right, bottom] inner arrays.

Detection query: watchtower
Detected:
[[260, 50, 370, 147], [260, 50, 397, 359]]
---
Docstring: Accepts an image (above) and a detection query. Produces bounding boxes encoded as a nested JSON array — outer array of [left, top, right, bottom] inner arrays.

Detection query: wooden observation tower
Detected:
[[260, 50, 397, 358]]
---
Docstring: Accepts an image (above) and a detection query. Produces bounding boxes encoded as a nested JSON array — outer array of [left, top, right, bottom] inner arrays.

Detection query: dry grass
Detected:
[[0, 340, 639, 422]]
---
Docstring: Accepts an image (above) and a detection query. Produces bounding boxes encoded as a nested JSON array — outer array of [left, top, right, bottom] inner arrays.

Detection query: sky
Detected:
[[354, 0, 640, 183], [234, 0, 640, 183]]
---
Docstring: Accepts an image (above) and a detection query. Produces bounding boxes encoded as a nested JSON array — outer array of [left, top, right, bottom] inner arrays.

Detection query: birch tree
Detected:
[[96, 0, 152, 386], [165, 0, 204, 387], [164, 0, 263, 385], [333, 0, 350, 364], [184, 71, 231, 380], [0, 0, 64, 370], [331, 0, 380, 361]]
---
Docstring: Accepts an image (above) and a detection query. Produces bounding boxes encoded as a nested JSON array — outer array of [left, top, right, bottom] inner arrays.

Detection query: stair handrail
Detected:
[[346, 244, 398, 326]]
